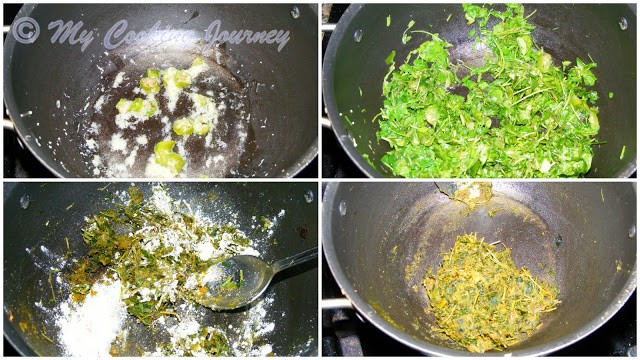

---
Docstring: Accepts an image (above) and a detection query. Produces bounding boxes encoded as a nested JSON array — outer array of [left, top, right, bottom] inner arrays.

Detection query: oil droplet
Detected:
[[618, 17, 628, 31], [20, 194, 30, 209], [290, 6, 300, 19], [628, 224, 636, 238], [304, 189, 314, 203], [354, 29, 363, 43], [338, 201, 347, 216]]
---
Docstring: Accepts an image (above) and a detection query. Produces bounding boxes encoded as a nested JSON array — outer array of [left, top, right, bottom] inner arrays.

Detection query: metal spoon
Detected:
[[195, 247, 318, 310]]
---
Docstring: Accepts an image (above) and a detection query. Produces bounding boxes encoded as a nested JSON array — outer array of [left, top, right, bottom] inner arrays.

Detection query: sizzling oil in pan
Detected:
[[81, 44, 255, 178]]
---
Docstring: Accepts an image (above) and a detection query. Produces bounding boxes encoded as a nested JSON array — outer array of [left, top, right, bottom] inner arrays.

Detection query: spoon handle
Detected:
[[272, 247, 318, 273]]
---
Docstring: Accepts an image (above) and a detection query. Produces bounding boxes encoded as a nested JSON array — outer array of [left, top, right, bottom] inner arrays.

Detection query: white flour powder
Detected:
[[56, 276, 127, 356]]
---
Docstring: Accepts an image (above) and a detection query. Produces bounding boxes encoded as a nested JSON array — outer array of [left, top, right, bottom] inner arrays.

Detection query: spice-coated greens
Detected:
[[66, 186, 263, 355], [377, 4, 601, 178], [423, 233, 560, 353]]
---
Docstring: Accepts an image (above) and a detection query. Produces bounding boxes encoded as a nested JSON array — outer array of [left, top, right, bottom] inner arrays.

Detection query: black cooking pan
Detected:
[[323, 4, 636, 177], [4, 4, 317, 178], [323, 181, 636, 355], [4, 182, 318, 355]]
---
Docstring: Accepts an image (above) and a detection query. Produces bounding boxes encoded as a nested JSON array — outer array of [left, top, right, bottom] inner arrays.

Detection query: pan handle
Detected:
[[321, 116, 332, 129], [321, 298, 353, 310], [4, 118, 15, 131], [321, 23, 336, 32]]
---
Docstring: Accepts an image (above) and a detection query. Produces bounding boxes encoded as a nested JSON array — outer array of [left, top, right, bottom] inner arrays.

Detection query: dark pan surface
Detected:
[[323, 182, 636, 355], [87, 48, 252, 178], [4, 182, 318, 356], [323, 4, 636, 177], [4, 4, 318, 178]]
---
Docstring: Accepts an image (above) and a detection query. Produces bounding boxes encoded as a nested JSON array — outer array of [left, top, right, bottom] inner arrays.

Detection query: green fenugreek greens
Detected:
[[377, 4, 601, 177], [423, 233, 560, 353]]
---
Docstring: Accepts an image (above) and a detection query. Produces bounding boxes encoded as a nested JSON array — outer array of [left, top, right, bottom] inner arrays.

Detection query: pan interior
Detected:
[[326, 182, 636, 355]]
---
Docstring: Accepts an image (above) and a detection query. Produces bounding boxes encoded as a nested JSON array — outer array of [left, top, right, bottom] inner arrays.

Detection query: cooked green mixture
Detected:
[[377, 4, 601, 177], [423, 233, 559, 353], [66, 185, 259, 355]]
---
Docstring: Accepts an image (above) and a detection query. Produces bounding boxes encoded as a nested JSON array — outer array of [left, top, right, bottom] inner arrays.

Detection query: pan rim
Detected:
[[321, 181, 637, 356], [321, 4, 637, 179], [3, 3, 319, 179], [3, 4, 68, 177], [322, 4, 384, 178], [3, 181, 320, 356]]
